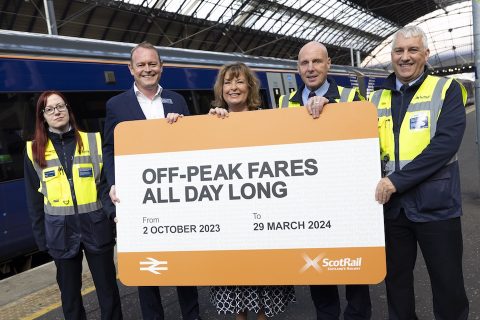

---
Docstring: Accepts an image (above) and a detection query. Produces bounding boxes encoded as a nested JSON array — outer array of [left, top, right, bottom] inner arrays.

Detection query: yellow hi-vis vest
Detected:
[[278, 86, 360, 108], [26, 131, 103, 215], [369, 75, 466, 176]]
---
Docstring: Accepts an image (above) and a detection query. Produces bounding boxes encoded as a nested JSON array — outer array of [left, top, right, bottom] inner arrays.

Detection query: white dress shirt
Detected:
[[133, 83, 165, 119]]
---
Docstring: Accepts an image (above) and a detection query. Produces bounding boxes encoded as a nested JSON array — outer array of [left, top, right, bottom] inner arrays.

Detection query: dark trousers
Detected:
[[310, 285, 371, 320], [385, 213, 469, 320], [54, 247, 122, 320], [138, 286, 200, 320]]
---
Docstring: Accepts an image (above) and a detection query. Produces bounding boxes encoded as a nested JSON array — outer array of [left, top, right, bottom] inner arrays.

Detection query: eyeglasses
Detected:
[[43, 103, 68, 115]]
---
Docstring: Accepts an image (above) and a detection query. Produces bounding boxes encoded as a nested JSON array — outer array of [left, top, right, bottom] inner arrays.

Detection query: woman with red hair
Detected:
[[24, 91, 122, 319]]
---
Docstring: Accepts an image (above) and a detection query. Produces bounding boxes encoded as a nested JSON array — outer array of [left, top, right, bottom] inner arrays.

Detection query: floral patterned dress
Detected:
[[209, 285, 296, 317]]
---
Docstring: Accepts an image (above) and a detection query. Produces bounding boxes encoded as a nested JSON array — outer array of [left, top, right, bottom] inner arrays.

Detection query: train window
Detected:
[[64, 91, 123, 134], [0, 93, 35, 182], [193, 90, 215, 115], [259, 89, 270, 109], [175, 90, 214, 115], [174, 90, 197, 115]]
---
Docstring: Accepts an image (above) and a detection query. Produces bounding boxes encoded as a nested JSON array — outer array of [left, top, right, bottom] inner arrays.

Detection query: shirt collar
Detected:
[[304, 80, 330, 96], [302, 80, 330, 104], [395, 72, 424, 91], [133, 82, 163, 98]]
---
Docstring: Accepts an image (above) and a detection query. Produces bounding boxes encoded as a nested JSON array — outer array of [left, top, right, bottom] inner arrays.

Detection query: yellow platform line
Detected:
[[0, 270, 118, 320], [21, 285, 96, 320]]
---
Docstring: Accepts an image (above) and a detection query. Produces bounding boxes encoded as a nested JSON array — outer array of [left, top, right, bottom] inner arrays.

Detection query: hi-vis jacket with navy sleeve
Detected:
[[26, 131, 103, 215], [370, 75, 466, 177], [24, 130, 115, 259], [278, 77, 363, 107], [369, 72, 467, 222]]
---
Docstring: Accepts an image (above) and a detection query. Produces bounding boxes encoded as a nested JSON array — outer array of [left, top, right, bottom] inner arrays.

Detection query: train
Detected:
[[457, 78, 476, 106], [0, 30, 390, 275]]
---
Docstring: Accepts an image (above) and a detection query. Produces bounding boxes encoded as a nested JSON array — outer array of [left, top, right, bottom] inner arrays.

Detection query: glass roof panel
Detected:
[[207, 3, 231, 21], [243, 8, 272, 29], [362, 1, 473, 71], [248, 15, 269, 30], [162, 0, 182, 13], [190, 2, 216, 18], [115, 0, 400, 51], [300, 26, 318, 39]]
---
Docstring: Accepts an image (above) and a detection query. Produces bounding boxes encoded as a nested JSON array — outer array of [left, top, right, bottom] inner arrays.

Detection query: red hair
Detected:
[[32, 91, 84, 168]]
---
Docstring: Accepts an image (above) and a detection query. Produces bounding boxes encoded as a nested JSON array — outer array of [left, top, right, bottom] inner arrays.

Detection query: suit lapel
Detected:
[[126, 88, 146, 120], [163, 103, 175, 116]]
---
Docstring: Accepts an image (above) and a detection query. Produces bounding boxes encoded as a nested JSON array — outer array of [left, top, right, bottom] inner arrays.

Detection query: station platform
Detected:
[[1, 107, 479, 320]]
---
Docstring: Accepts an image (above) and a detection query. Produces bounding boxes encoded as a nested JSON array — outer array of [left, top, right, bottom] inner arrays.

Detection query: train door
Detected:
[[266, 72, 298, 108], [282, 73, 298, 100], [0, 93, 36, 273], [266, 73, 284, 108]]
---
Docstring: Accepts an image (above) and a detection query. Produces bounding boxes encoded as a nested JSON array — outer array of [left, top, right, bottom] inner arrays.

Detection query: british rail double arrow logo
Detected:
[[139, 257, 168, 274]]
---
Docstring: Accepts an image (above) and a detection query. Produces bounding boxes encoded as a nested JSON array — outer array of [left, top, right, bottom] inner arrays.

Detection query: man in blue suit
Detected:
[[103, 41, 201, 320]]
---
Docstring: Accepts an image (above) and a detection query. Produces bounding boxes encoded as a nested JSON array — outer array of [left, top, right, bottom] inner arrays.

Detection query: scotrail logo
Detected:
[[300, 254, 362, 273], [322, 257, 362, 271]]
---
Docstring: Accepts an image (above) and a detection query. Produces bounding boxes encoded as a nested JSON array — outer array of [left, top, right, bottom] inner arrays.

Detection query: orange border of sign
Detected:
[[118, 247, 385, 286], [115, 102, 379, 155], [115, 102, 385, 285]]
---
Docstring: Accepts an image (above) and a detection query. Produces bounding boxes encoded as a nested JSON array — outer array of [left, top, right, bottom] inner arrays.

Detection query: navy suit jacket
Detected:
[[103, 87, 190, 187]]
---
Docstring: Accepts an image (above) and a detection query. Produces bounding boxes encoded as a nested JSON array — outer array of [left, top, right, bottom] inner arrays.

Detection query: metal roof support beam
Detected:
[[206, 0, 254, 51], [139, 17, 155, 43], [79, 7, 96, 38], [43, 0, 58, 35], [26, 0, 47, 31], [58, 0, 74, 32], [243, 33, 290, 54], [27, 1, 43, 33], [0, 1, 10, 29], [56, 3, 97, 29], [107, 0, 173, 45], [120, 15, 138, 42], [242, 6, 279, 51], [101, 10, 118, 40], [169, 22, 223, 47], [185, 0, 222, 48], [130, 0, 162, 43], [193, 2, 228, 50]]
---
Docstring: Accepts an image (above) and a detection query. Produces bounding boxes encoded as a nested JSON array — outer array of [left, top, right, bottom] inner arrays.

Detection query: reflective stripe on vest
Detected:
[[278, 86, 356, 108], [279, 91, 300, 108], [26, 131, 103, 215], [370, 75, 463, 176], [338, 87, 357, 102]]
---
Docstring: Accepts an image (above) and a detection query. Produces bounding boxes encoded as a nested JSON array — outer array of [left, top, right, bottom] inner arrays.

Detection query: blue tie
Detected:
[[308, 91, 316, 98]]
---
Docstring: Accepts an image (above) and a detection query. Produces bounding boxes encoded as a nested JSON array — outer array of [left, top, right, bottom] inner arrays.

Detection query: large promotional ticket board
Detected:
[[115, 102, 386, 286]]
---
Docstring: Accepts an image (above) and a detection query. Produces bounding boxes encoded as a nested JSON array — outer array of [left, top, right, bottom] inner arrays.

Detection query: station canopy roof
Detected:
[[0, 0, 472, 69], [362, 1, 473, 74]]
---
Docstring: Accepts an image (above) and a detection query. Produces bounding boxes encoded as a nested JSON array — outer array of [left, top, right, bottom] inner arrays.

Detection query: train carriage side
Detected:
[[0, 30, 389, 276]]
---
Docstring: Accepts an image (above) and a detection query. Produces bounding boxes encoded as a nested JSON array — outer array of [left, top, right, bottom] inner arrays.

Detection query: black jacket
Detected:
[[103, 87, 190, 187]]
